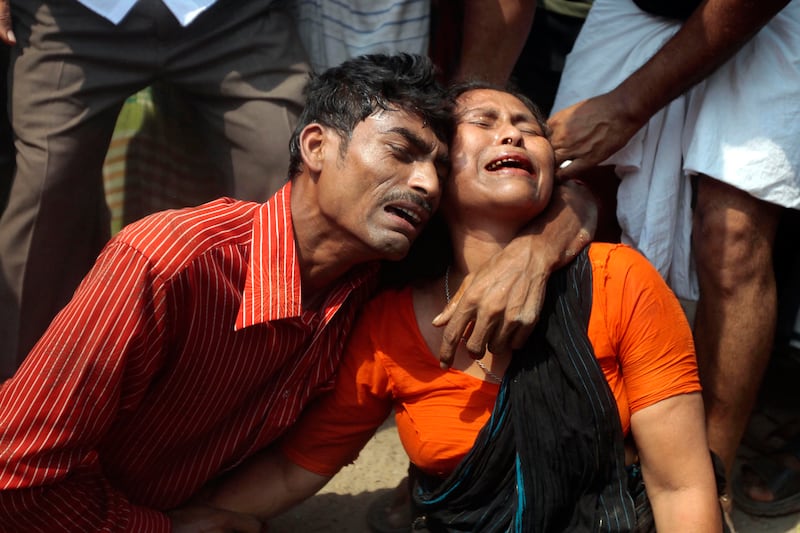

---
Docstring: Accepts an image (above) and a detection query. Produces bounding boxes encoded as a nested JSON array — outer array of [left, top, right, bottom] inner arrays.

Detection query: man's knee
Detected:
[[692, 176, 780, 291]]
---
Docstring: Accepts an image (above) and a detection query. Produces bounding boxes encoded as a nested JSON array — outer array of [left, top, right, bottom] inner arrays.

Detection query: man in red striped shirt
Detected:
[[0, 54, 595, 532]]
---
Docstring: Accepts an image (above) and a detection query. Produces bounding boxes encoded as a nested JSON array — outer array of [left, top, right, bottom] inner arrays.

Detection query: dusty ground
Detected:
[[268, 427, 800, 531], [267, 418, 407, 533], [267, 355, 800, 533]]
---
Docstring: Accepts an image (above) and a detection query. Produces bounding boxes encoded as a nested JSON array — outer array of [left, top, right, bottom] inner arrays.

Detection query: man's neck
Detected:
[[290, 177, 375, 303]]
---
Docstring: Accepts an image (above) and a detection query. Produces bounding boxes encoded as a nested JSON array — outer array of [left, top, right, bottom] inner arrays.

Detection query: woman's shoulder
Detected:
[[587, 242, 663, 282], [588, 242, 648, 264], [586, 242, 679, 320]]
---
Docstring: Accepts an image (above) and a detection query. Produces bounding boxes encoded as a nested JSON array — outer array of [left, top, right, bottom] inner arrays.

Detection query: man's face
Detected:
[[444, 89, 554, 224], [316, 108, 449, 261]]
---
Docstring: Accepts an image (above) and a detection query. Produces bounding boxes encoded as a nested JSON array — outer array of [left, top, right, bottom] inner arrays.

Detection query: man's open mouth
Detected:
[[386, 205, 423, 226]]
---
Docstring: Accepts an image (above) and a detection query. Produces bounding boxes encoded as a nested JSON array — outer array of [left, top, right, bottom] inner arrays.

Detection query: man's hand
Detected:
[[549, 0, 792, 184], [434, 180, 596, 367], [168, 505, 264, 533], [548, 91, 645, 182], [434, 239, 551, 367], [0, 0, 15, 46]]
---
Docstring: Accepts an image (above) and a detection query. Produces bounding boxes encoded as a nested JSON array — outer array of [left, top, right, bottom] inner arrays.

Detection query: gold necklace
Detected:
[[444, 266, 503, 384]]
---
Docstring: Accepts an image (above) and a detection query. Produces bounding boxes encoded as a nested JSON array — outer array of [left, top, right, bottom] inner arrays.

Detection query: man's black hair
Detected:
[[287, 53, 450, 178]]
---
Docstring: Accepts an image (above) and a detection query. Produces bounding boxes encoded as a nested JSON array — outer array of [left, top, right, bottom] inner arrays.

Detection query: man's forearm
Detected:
[[616, 0, 790, 125], [454, 0, 537, 84], [517, 179, 597, 269]]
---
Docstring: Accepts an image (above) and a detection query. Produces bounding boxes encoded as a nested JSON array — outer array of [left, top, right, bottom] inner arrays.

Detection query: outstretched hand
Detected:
[[434, 237, 551, 368], [0, 0, 15, 45], [168, 504, 264, 533]]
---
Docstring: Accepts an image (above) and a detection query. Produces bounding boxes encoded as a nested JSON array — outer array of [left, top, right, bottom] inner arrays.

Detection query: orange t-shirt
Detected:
[[281, 243, 700, 478]]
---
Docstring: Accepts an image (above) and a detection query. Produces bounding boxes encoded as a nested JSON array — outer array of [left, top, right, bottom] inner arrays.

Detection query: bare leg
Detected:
[[692, 175, 781, 484]]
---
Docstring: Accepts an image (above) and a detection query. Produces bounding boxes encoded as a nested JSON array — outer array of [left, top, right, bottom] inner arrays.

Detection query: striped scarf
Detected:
[[410, 248, 637, 532]]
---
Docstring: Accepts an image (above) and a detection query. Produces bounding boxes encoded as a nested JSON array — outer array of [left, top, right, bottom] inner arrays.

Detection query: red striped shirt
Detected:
[[0, 183, 377, 532]]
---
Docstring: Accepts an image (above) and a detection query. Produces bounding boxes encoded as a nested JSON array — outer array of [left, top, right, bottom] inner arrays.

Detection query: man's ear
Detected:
[[299, 123, 328, 174]]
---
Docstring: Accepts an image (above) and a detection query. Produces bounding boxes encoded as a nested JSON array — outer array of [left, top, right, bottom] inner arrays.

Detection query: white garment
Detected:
[[76, 0, 218, 26], [289, 0, 430, 72], [552, 0, 800, 300]]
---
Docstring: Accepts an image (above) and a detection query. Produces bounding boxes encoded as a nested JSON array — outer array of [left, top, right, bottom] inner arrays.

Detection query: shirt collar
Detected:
[[76, 0, 218, 26], [235, 182, 379, 330]]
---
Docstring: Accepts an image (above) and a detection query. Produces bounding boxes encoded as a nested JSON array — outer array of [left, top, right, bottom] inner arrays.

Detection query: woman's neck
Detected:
[[447, 226, 516, 280]]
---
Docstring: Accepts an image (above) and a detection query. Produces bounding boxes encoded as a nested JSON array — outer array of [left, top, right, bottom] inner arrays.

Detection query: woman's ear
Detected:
[[299, 123, 328, 174]]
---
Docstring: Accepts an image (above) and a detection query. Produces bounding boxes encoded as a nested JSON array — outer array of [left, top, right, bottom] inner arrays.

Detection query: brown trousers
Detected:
[[0, 0, 310, 377]]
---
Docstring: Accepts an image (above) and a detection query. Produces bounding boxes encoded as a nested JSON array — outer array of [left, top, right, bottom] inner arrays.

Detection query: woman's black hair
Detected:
[[445, 80, 551, 141], [287, 53, 451, 179], [380, 82, 549, 289]]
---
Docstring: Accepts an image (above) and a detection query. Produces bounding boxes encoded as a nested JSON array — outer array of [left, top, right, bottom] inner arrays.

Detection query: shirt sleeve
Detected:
[[0, 241, 172, 533], [280, 299, 395, 477], [594, 243, 701, 413]]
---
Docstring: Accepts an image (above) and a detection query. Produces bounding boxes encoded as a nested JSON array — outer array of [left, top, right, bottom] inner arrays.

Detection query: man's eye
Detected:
[[389, 145, 414, 162]]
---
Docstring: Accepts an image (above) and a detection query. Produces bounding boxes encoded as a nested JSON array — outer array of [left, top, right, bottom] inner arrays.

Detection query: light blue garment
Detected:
[[76, 0, 223, 25], [290, 0, 430, 72]]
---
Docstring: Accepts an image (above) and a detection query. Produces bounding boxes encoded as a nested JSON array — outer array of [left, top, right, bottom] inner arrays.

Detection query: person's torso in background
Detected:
[[289, 0, 430, 72]]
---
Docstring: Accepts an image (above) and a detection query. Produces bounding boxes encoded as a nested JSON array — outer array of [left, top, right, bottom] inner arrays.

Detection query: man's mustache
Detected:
[[383, 190, 434, 217]]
